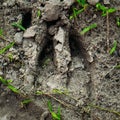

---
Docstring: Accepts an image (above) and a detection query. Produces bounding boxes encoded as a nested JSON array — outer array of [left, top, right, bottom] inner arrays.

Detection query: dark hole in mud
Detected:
[[38, 38, 54, 67], [22, 10, 32, 29], [69, 32, 86, 58]]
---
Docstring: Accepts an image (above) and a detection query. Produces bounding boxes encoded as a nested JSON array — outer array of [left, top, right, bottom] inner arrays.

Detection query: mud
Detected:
[[0, 0, 120, 120]]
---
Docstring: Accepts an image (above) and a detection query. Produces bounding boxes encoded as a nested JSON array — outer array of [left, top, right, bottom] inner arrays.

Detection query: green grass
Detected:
[[76, 0, 87, 7], [109, 40, 117, 55], [0, 28, 4, 37], [80, 23, 97, 35], [11, 21, 26, 31], [69, 0, 88, 19], [116, 17, 120, 27], [37, 9, 41, 18], [48, 100, 61, 120], [21, 99, 32, 107], [0, 42, 15, 55], [96, 3, 116, 16], [0, 76, 19, 94]]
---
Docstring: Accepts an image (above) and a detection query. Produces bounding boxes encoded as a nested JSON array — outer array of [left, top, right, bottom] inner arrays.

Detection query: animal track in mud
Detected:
[[0, 0, 92, 93]]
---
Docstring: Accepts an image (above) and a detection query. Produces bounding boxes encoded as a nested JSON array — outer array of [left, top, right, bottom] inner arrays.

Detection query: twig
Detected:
[[89, 104, 120, 117], [43, 93, 75, 109]]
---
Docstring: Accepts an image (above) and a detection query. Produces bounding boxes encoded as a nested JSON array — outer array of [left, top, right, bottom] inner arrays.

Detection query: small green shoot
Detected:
[[114, 65, 120, 69], [7, 53, 14, 62], [0, 76, 19, 93], [109, 40, 117, 55], [48, 101, 61, 120], [69, 8, 84, 20], [76, 0, 87, 7], [69, 0, 88, 20], [0, 42, 15, 55], [116, 17, 120, 27], [0, 28, 4, 37], [11, 21, 26, 31], [7, 84, 19, 93], [0, 76, 11, 85], [96, 3, 116, 16], [37, 9, 41, 18], [21, 99, 32, 107], [36, 90, 44, 95], [80, 23, 97, 35]]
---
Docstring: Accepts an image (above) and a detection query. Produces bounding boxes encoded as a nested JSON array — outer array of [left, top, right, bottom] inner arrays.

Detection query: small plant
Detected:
[[0, 76, 19, 94], [0, 28, 4, 37], [114, 64, 120, 69], [69, 0, 88, 19], [11, 20, 26, 31], [48, 100, 61, 120], [0, 42, 15, 55], [80, 23, 97, 35], [7, 53, 14, 62], [116, 17, 120, 27], [37, 9, 41, 18], [96, 3, 116, 16], [109, 40, 117, 55], [21, 99, 32, 107]]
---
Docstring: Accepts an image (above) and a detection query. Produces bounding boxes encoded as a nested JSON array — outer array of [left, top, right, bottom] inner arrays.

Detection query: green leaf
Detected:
[[0, 42, 15, 55], [57, 106, 61, 119], [77, 0, 86, 7], [80, 23, 97, 35], [7, 85, 19, 93], [0, 76, 9, 85], [35, 90, 44, 95], [51, 112, 60, 120], [109, 40, 117, 55], [107, 8, 116, 14], [114, 65, 120, 69], [0, 28, 3, 36], [116, 18, 120, 27], [11, 22, 26, 31], [37, 9, 41, 18], [69, 8, 84, 20], [52, 89, 64, 94], [21, 99, 32, 105], [96, 3, 116, 16], [48, 100, 53, 112]]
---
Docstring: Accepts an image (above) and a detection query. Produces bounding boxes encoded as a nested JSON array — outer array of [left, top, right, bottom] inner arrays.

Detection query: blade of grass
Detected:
[[109, 40, 117, 55], [0, 42, 15, 55], [7, 84, 19, 93], [80, 23, 97, 35], [21, 99, 32, 105], [48, 100, 53, 112], [11, 22, 26, 31]]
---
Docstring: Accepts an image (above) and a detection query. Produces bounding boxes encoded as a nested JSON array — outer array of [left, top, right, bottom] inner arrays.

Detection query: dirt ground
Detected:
[[0, 0, 120, 120]]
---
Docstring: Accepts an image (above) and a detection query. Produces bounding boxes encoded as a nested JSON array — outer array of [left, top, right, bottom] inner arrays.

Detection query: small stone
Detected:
[[87, 0, 99, 5], [42, 2, 61, 21], [14, 32, 23, 44], [23, 25, 37, 38]]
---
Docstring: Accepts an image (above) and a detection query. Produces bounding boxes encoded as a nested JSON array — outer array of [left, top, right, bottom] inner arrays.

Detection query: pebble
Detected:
[[14, 32, 23, 45], [23, 25, 37, 38]]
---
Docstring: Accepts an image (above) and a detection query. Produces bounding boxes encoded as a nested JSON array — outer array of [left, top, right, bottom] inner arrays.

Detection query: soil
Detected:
[[0, 0, 120, 120]]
